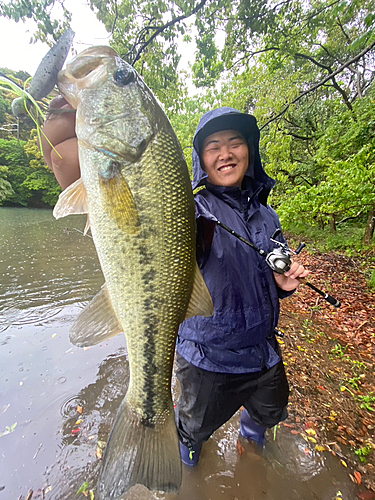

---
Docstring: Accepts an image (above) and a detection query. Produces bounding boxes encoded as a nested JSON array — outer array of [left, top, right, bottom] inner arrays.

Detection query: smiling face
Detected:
[[201, 129, 249, 188]]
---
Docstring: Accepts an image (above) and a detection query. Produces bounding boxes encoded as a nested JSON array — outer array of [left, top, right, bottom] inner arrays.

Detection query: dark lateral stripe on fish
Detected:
[[141, 306, 158, 426], [137, 237, 158, 425]]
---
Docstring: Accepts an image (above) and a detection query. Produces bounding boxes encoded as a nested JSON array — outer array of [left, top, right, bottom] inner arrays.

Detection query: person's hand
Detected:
[[40, 96, 80, 189], [273, 261, 309, 291]]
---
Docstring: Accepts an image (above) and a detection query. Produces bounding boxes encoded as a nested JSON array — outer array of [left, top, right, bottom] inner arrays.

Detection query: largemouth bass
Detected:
[[53, 46, 213, 499]]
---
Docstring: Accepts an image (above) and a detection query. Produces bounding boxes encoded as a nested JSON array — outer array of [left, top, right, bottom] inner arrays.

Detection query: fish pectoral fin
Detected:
[[70, 284, 123, 347], [53, 177, 88, 219], [99, 165, 141, 235], [98, 399, 182, 496], [184, 262, 214, 320]]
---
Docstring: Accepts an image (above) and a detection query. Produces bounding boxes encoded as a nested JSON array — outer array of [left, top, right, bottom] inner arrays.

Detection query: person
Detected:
[[40, 102, 309, 468]]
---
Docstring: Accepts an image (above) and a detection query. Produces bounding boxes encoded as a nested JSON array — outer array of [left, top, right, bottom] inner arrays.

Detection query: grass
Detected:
[[357, 393, 375, 412], [284, 220, 374, 254], [329, 342, 347, 360], [368, 269, 375, 290], [355, 444, 373, 463]]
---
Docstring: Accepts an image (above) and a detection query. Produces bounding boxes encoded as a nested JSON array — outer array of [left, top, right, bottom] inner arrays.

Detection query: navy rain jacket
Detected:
[[177, 107, 292, 373]]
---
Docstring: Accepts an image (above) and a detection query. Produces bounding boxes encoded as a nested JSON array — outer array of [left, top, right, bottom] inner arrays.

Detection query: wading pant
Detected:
[[175, 352, 289, 448]]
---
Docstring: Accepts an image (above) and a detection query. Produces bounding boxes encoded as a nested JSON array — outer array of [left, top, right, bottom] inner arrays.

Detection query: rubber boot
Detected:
[[240, 409, 266, 446], [179, 441, 203, 467]]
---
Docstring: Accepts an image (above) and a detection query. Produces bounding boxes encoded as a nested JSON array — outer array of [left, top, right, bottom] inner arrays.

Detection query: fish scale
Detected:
[[53, 46, 213, 499]]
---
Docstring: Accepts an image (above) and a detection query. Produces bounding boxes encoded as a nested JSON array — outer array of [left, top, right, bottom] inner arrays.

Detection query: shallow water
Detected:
[[0, 207, 360, 500]]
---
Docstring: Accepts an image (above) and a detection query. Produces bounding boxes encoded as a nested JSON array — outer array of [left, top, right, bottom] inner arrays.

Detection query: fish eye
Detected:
[[114, 67, 135, 86]]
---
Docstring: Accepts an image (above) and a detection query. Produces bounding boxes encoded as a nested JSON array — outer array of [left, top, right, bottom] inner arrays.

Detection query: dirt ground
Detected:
[[278, 248, 375, 499]]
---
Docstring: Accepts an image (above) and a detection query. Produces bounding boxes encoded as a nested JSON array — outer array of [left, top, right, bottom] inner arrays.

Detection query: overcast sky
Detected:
[[0, 0, 110, 75]]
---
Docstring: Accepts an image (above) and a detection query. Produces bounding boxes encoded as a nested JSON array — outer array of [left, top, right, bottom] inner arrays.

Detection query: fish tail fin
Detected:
[[98, 398, 182, 499]]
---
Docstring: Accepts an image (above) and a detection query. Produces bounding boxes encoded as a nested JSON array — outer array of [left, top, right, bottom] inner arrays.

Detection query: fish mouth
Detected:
[[64, 46, 118, 80], [58, 46, 119, 106]]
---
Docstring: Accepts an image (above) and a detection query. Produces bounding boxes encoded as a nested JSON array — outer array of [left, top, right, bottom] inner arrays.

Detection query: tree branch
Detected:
[[130, 0, 208, 65], [295, 52, 353, 110], [295, 52, 332, 71], [336, 17, 352, 44], [284, 131, 314, 140], [110, 0, 118, 35], [228, 47, 280, 70], [260, 39, 375, 130]]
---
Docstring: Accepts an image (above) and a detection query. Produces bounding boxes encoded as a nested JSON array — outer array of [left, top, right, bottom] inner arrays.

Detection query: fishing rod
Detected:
[[216, 220, 341, 308]]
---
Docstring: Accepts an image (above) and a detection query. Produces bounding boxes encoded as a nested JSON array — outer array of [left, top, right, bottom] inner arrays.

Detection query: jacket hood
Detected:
[[192, 107, 275, 201]]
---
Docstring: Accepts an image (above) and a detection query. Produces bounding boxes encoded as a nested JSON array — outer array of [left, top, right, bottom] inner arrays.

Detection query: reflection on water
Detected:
[[0, 208, 360, 500], [0, 208, 102, 333]]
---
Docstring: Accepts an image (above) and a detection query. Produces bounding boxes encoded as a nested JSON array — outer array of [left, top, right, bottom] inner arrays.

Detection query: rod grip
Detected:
[[325, 294, 341, 308], [305, 281, 341, 308]]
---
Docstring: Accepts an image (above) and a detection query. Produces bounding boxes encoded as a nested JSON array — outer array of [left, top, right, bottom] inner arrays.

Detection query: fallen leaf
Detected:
[[77, 406, 83, 414], [306, 428, 316, 436], [340, 459, 348, 467], [315, 445, 326, 452], [354, 471, 362, 484], [76, 482, 89, 495], [72, 428, 80, 435], [75, 419, 83, 425], [237, 440, 245, 456], [96, 447, 103, 459]]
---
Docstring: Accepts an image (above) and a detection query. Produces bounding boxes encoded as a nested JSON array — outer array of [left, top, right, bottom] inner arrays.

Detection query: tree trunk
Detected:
[[329, 214, 336, 232], [363, 205, 375, 245]]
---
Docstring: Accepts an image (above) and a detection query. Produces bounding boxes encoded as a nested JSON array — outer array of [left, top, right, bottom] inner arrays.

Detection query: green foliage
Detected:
[[357, 393, 375, 412], [368, 270, 375, 289], [0, 176, 15, 203], [273, 92, 375, 237], [355, 444, 372, 463], [0, 0, 71, 43], [0, 135, 60, 206]]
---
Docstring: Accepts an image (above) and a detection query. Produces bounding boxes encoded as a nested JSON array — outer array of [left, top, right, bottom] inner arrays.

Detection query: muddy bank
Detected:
[[278, 250, 375, 498]]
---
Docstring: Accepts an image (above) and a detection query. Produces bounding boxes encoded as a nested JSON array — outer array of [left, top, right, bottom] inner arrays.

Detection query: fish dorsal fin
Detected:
[[53, 177, 88, 219], [70, 284, 123, 347], [184, 263, 214, 320]]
